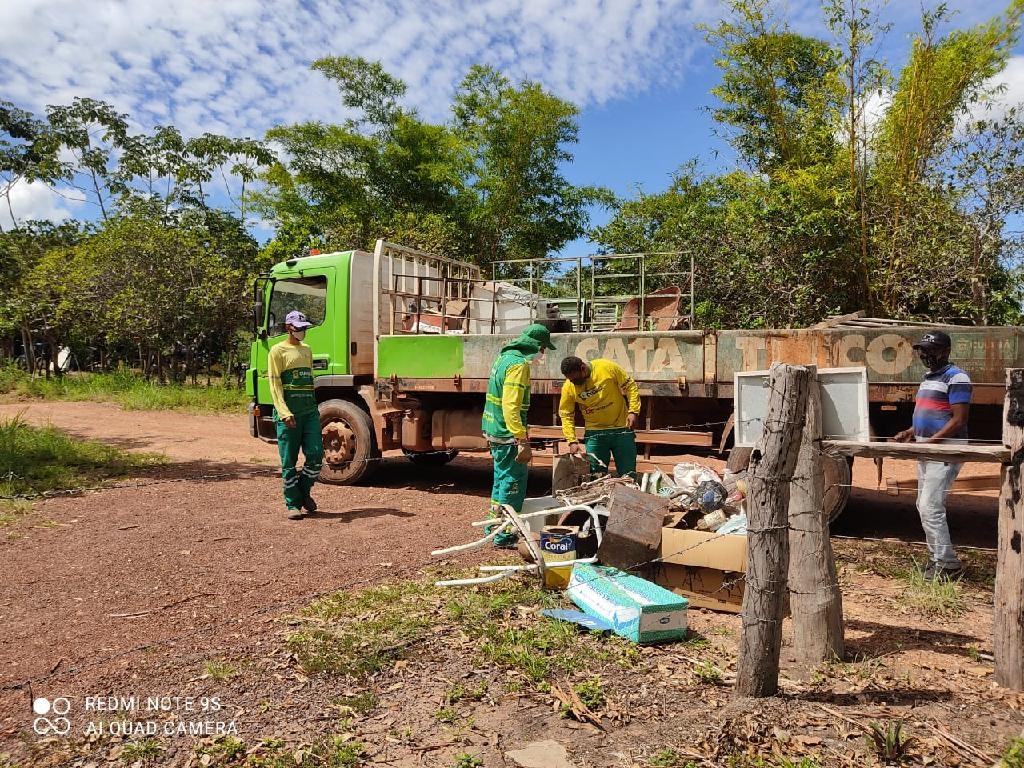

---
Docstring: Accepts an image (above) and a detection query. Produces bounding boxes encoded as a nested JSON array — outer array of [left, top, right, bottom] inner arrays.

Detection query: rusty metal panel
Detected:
[[716, 327, 1024, 387], [458, 330, 707, 382]]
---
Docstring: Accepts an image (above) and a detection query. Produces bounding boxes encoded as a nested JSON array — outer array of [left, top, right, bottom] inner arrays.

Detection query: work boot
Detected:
[[302, 496, 318, 513], [287, 508, 305, 521], [922, 561, 963, 581]]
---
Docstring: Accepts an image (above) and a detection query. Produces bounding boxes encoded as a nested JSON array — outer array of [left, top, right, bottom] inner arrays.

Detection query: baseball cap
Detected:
[[912, 330, 951, 350], [285, 310, 313, 329], [520, 323, 556, 351]]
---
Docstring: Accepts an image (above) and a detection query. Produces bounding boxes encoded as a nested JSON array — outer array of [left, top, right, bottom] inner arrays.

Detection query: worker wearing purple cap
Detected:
[[894, 330, 971, 579], [268, 310, 324, 520]]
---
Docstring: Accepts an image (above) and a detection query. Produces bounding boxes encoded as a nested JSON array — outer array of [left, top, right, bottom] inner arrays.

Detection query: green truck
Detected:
[[246, 240, 1022, 520]]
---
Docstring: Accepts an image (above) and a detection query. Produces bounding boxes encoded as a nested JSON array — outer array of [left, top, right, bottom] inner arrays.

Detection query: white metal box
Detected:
[[734, 366, 869, 448]]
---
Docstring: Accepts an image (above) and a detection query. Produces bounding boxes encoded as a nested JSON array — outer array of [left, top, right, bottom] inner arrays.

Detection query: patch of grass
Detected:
[[1002, 737, 1024, 768], [0, 367, 249, 413], [864, 720, 916, 765], [193, 735, 246, 763], [434, 706, 460, 724], [203, 660, 237, 681], [335, 691, 378, 716], [648, 748, 699, 768], [444, 680, 488, 705], [573, 677, 606, 711], [287, 574, 644, 688], [191, 735, 365, 767], [693, 660, 724, 685], [453, 753, 484, 768], [120, 738, 164, 762], [0, 501, 32, 527], [724, 759, 821, 768], [286, 582, 437, 678], [902, 566, 966, 617], [683, 633, 711, 650], [0, 416, 162, 498]]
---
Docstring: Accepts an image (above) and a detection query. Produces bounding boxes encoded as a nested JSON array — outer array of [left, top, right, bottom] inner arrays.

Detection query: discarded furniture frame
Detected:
[[431, 501, 607, 587]]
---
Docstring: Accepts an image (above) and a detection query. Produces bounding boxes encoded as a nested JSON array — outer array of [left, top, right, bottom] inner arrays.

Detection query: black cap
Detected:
[[912, 330, 952, 350]]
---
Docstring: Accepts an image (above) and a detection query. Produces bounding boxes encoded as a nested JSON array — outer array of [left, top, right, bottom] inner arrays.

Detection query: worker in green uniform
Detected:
[[481, 323, 556, 547], [558, 356, 641, 480], [268, 310, 324, 520]]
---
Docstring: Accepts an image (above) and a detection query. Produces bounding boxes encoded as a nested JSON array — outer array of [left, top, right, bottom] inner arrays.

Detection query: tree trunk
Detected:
[[996, 368, 1024, 690], [788, 368, 844, 667], [735, 363, 810, 698], [21, 324, 36, 375]]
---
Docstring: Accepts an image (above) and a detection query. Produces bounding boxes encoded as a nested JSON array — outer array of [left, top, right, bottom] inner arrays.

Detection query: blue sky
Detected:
[[2, 0, 1022, 252]]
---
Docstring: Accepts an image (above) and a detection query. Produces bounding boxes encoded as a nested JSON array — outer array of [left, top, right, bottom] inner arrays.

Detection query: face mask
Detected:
[[291, 329, 307, 342], [919, 351, 943, 371], [530, 350, 546, 366]]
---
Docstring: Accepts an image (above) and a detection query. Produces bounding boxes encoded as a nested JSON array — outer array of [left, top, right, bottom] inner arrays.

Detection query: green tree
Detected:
[[704, 0, 845, 174], [0, 102, 63, 230], [256, 58, 605, 267], [452, 65, 611, 267], [869, 0, 1024, 320]]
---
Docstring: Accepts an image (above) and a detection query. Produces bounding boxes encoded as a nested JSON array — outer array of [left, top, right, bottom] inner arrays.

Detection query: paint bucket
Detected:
[[540, 525, 578, 589]]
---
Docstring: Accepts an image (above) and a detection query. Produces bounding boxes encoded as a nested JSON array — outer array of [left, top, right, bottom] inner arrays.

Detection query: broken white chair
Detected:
[[431, 502, 606, 587]]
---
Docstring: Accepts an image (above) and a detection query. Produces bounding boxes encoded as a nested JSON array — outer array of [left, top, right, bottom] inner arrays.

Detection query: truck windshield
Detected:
[[268, 277, 327, 337]]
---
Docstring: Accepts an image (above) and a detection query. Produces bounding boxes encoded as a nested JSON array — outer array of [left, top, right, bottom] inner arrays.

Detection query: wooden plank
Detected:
[[528, 425, 713, 447], [996, 368, 1024, 690], [884, 474, 1001, 495], [810, 310, 864, 329], [823, 440, 1009, 463]]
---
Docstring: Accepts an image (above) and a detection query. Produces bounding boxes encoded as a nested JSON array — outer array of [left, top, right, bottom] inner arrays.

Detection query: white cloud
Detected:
[[0, 179, 86, 229], [0, 0, 710, 140]]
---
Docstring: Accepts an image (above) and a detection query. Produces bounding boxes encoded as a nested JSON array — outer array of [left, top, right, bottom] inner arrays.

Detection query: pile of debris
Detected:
[[431, 457, 752, 644]]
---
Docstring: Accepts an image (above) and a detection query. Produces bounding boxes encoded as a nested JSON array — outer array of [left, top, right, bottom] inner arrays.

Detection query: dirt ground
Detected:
[[0, 400, 1020, 767]]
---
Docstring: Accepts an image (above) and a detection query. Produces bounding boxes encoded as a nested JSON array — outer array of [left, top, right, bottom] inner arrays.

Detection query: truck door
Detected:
[[256, 272, 334, 405]]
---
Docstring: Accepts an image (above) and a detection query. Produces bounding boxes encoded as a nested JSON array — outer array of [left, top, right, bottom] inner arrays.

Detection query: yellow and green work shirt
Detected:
[[559, 358, 641, 441], [268, 340, 317, 420], [481, 347, 531, 440]]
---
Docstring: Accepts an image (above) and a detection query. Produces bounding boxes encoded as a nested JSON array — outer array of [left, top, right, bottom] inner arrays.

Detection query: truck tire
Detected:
[[724, 446, 851, 524], [319, 399, 379, 485], [823, 449, 852, 525], [403, 448, 459, 467]]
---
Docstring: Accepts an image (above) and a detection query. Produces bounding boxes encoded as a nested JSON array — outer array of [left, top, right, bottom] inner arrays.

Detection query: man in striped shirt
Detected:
[[894, 330, 971, 580]]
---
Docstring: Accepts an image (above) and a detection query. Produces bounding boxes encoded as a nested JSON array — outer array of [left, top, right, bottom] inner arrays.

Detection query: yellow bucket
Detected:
[[540, 526, 578, 589]]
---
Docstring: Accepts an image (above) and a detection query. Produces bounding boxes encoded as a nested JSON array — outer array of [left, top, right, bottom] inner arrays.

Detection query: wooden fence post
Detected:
[[996, 368, 1024, 690], [735, 363, 810, 697], [788, 367, 844, 666]]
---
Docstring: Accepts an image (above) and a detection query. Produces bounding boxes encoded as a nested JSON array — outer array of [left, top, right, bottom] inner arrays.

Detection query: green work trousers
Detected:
[[489, 442, 529, 513], [585, 427, 637, 480], [275, 409, 324, 510]]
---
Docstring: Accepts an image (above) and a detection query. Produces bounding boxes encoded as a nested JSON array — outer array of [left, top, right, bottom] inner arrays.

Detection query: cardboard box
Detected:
[[654, 563, 746, 613], [567, 562, 688, 644], [654, 527, 748, 613]]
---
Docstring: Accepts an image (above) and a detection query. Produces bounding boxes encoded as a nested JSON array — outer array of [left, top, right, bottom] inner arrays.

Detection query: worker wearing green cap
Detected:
[[481, 323, 556, 547]]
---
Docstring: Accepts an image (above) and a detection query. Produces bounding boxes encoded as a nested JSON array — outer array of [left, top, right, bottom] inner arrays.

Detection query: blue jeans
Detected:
[[916, 460, 962, 569]]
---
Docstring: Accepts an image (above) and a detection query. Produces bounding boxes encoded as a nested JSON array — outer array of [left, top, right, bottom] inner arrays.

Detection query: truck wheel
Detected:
[[403, 448, 459, 467], [319, 399, 379, 485], [823, 449, 852, 525]]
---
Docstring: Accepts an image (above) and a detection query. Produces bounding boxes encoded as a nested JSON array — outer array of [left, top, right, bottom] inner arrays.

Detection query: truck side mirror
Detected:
[[254, 300, 266, 339]]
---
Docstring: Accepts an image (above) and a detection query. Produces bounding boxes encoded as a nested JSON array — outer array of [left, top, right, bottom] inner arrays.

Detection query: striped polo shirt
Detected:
[[912, 363, 971, 439]]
